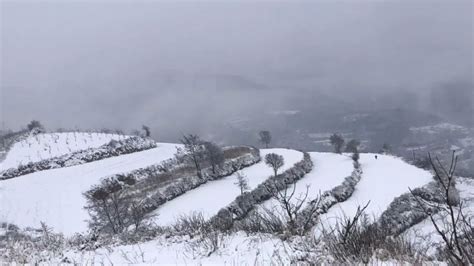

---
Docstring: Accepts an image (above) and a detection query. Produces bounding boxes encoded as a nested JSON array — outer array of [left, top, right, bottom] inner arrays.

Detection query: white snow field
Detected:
[[313, 153, 433, 235], [153, 149, 304, 226], [0, 132, 128, 170], [61, 232, 294, 265], [0, 143, 179, 236], [258, 152, 354, 218]]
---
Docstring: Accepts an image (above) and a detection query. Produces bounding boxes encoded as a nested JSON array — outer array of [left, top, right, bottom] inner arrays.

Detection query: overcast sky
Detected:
[[1, 0, 472, 133]]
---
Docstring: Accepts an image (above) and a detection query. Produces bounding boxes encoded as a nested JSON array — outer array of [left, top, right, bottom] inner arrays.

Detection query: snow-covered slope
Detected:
[[0, 145, 446, 264], [258, 152, 354, 217], [153, 149, 304, 226], [0, 143, 179, 236], [313, 153, 432, 235], [61, 232, 292, 265], [0, 132, 128, 170], [403, 177, 474, 255]]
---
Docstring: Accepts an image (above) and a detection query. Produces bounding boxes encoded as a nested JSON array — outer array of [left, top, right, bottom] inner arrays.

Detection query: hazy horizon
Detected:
[[1, 1, 472, 136]]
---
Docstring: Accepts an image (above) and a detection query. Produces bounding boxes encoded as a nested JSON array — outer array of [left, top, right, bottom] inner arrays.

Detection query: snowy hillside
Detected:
[[403, 177, 474, 255], [258, 152, 354, 218], [37, 151, 453, 265], [1, 134, 472, 264], [0, 143, 179, 235], [313, 153, 433, 235], [0, 132, 128, 170], [61, 232, 294, 264], [154, 148, 303, 226]]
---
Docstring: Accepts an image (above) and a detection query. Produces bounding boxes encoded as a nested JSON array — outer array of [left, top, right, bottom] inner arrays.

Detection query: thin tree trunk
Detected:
[[102, 199, 116, 234], [111, 194, 124, 231]]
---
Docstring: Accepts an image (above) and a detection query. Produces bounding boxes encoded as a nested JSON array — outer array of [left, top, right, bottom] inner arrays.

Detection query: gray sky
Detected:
[[1, 0, 472, 134]]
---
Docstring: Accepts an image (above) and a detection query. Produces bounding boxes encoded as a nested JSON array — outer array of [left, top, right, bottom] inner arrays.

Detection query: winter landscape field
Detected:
[[1, 0, 473, 264], [0, 130, 472, 264]]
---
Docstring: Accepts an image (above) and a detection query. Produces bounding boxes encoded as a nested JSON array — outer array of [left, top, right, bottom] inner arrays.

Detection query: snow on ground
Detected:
[[0, 143, 179, 236], [258, 152, 353, 218], [61, 232, 293, 265], [0, 132, 128, 170], [404, 177, 474, 254], [313, 153, 433, 235], [153, 149, 304, 226]]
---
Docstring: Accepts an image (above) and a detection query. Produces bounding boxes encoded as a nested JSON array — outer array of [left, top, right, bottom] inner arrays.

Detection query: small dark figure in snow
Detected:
[[375, 155, 378, 160]]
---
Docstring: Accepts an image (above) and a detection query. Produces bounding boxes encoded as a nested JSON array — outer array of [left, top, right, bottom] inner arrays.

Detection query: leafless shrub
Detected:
[[236, 182, 320, 236], [170, 212, 213, 237], [264, 182, 320, 235], [321, 203, 426, 264], [409, 151, 473, 265], [1, 222, 65, 264], [84, 180, 154, 235], [168, 212, 225, 257], [200, 231, 222, 257], [120, 244, 148, 264], [235, 209, 286, 235]]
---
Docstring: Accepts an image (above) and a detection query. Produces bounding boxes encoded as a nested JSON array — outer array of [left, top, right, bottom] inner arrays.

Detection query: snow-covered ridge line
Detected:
[[313, 154, 434, 236], [155, 147, 261, 198], [315, 165, 362, 214], [85, 147, 261, 229], [297, 164, 363, 228], [140, 148, 261, 216], [1, 131, 129, 170], [0, 137, 156, 180], [378, 180, 445, 235], [0, 130, 30, 153], [214, 152, 313, 226]]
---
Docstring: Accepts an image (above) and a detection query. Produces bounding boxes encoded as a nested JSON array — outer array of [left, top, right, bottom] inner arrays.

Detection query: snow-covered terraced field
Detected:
[[258, 152, 353, 218], [0, 132, 128, 170], [153, 148, 304, 226], [313, 153, 433, 235], [0, 143, 179, 236], [403, 177, 474, 255]]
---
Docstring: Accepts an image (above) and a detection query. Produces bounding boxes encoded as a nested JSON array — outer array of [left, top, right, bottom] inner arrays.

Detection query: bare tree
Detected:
[[27, 120, 44, 132], [381, 143, 392, 154], [409, 151, 473, 265], [234, 171, 249, 194], [334, 202, 370, 245], [84, 178, 151, 235], [129, 201, 152, 232], [203, 141, 225, 174], [330, 133, 345, 154], [84, 185, 120, 234], [265, 153, 284, 177], [259, 130, 272, 148], [142, 125, 151, 137], [178, 134, 206, 179], [345, 139, 360, 153], [352, 149, 360, 164]]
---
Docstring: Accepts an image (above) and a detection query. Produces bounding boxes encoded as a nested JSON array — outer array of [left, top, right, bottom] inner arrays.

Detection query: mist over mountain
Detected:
[[1, 1, 472, 139]]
